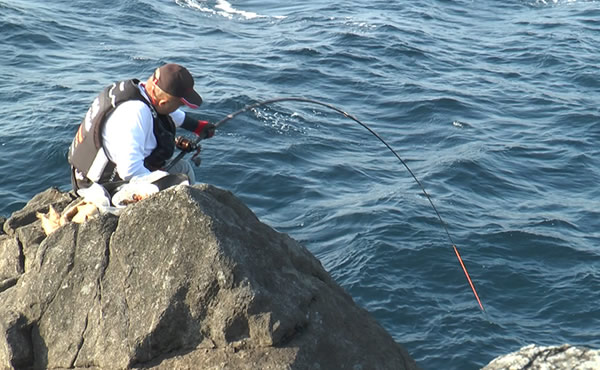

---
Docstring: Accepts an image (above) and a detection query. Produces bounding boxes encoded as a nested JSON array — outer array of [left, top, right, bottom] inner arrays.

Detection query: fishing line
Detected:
[[167, 96, 485, 311]]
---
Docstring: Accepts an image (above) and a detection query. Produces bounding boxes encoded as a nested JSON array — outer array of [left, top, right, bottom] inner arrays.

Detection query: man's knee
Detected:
[[167, 160, 195, 184]]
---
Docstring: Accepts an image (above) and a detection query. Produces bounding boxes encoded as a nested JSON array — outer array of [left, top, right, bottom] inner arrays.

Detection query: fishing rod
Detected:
[[167, 97, 485, 311]]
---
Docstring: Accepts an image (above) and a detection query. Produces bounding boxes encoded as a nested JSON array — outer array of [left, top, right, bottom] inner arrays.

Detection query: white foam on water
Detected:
[[175, 0, 285, 20], [175, 0, 214, 14], [215, 0, 261, 19], [535, 0, 581, 4]]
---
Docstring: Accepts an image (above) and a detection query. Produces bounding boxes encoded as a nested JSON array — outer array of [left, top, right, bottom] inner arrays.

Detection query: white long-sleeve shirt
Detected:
[[101, 84, 185, 180]]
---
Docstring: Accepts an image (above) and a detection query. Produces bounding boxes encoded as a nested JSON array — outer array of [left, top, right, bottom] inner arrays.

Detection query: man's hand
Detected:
[[182, 114, 216, 139], [196, 120, 216, 139]]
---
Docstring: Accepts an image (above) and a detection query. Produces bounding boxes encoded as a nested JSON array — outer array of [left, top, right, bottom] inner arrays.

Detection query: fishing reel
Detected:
[[175, 136, 202, 167]]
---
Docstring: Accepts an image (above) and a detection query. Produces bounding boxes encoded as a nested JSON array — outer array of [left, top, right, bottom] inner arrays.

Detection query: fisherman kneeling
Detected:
[[68, 63, 215, 193]]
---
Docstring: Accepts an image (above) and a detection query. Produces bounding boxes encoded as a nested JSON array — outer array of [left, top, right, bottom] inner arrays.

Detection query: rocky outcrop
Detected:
[[483, 344, 600, 370], [0, 185, 419, 369]]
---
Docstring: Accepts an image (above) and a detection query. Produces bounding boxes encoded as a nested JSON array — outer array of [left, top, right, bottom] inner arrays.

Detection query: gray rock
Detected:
[[0, 236, 23, 292], [2, 187, 76, 236], [0, 311, 32, 369], [0, 184, 419, 370], [483, 344, 600, 370]]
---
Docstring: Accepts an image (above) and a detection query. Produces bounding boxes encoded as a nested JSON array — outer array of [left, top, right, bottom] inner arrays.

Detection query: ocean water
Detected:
[[1, 0, 599, 369]]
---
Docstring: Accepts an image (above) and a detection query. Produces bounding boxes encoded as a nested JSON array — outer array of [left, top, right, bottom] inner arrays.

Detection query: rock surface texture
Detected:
[[0, 185, 420, 370], [483, 344, 600, 370]]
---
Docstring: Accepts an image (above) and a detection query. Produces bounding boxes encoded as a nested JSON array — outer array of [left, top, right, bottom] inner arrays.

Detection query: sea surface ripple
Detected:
[[1, 0, 599, 369]]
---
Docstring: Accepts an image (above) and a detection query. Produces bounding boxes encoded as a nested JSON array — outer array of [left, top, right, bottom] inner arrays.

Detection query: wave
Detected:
[[533, 0, 589, 4], [175, 0, 285, 20]]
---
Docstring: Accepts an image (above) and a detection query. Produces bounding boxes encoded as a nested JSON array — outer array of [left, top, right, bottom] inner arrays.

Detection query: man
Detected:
[[68, 63, 215, 191]]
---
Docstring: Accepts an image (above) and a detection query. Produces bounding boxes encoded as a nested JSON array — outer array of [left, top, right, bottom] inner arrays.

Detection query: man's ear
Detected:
[[156, 98, 169, 107]]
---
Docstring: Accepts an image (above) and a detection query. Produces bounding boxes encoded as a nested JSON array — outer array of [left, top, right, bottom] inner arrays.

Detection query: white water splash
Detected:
[[215, 0, 260, 19], [534, 0, 580, 4], [175, 0, 285, 20]]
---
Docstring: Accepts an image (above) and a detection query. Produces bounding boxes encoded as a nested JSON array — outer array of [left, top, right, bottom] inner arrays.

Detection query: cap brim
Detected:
[[181, 91, 203, 109]]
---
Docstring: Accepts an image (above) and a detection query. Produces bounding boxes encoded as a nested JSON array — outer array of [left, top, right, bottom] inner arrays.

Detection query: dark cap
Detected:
[[155, 63, 202, 108]]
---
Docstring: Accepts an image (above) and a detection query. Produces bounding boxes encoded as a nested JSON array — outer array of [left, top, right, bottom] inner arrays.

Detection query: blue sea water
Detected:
[[1, 0, 599, 368]]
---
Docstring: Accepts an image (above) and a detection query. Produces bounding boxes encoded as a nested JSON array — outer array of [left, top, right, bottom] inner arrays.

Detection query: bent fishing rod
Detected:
[[167, 97, 485, 311]]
